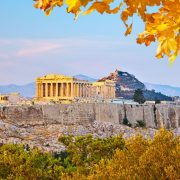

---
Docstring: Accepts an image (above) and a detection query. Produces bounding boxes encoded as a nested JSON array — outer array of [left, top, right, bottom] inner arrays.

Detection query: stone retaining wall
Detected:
[[0, 103, 180, 129]]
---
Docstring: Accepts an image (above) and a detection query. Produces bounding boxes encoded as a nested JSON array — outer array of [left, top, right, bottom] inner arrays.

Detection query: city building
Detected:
[[36, 74, 115, 103], [0, 95, 8, 104], [0, 93, 26, 105]]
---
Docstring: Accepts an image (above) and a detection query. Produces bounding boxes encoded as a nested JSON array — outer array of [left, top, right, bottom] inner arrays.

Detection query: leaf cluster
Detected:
[[0, 144, 63, 179], [59, 134, 125, 172], [0, 129, 179, 179], [64, 129, 180, 179], [34, 0, 180, 63]]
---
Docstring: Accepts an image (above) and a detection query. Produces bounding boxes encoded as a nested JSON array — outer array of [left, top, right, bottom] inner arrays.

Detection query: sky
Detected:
[[0, 1, 180, 86]]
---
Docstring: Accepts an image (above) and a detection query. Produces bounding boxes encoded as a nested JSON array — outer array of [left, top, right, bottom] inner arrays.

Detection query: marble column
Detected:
[[82, 84, 84, 97], [66, 83, 69, 97], [77, 83, 79, 97], [81, 84, 84, 97], [80, 83, 82, 97], [42, 83, 44, 97], [75, 83, 77, 97], [45, 83, 48, 97], [61, 83, 64, 97], [71, 83, 73, 98], [83, 84, 86, 98], [58, 83, 61, 97], [85, 84, 87, 97], [56, 83, 58, 97], [40, 83, 43, 98], [68, 83, 71, 97], [50, 83, 53, 97]]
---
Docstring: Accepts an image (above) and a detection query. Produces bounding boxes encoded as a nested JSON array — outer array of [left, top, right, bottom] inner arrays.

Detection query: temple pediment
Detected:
[[37, 74, 73, 81]]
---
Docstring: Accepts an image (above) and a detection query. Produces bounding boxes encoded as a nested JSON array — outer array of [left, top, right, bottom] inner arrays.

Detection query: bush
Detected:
[[136, 120, 146, 127], [0, 144, 63, 179], [123, 117, 132, 127], [59, 134, 125, 170], [65, 129, 180, 180], [0, 130, 179, 180]]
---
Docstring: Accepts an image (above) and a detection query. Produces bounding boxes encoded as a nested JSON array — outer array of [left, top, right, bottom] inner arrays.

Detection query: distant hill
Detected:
[[145, 82, 180, 97], [99, 70, 146, 91], [73, 74, 97, 82], [0, 83, 35, 98], [98, 70, 172, 101]]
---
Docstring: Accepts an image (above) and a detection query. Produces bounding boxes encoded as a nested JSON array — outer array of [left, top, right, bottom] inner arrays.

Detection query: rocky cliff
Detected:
[[0, 103, 179, 152], [99, 70, 145, 91], [99, 70, 172, 101]]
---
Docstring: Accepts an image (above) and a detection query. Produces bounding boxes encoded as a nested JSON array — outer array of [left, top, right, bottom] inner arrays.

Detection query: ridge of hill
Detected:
[[98, 70, 172, 101]]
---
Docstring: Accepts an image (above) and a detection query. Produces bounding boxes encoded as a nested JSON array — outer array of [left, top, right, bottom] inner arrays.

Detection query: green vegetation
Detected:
[[0, 144, 63, 179], [0, 130, 179, 179], [133, 89, 146, 104], [123, 117, 132, 127], [59, 134, 125, 172], [155, 98, 161, 104], [136, 120, 146, 128]]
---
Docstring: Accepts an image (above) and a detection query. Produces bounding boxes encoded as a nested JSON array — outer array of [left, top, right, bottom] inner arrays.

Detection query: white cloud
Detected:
[[16, 43, 61, 57], [0, 38, 132, 59]]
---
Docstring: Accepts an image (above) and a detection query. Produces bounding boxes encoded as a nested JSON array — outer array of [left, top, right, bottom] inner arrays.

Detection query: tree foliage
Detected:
[[58, 134, 125, 173], [0, 144, 63, 179], [34, 0, 180, 63], [0, 130, 179, 179], [133, 88, 146, 104], [63, 129, 180, 180]]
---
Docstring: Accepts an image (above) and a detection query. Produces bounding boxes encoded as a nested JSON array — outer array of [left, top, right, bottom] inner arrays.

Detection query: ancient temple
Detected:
[[0, 95, 8, 104], [92, 80, 116, 99], [36, 74, 92, 102], [36, 74, 115, 103]]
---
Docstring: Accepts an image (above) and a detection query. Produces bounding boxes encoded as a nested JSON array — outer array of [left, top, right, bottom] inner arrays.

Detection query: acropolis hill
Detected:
[[0, 103, 180, 151], [0, 71, 180, 151]]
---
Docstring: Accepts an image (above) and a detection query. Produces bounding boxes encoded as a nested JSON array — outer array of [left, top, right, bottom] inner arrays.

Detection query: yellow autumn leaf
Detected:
[[157, 24, 169, 31], [169, 54, 177, 64], [66, 0, 79, 12], [125, 24, 132, 36], [34, 0, 180, 63]]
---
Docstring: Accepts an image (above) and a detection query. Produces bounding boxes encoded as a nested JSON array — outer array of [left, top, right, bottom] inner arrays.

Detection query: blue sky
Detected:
[[0, 0, 180, 86]]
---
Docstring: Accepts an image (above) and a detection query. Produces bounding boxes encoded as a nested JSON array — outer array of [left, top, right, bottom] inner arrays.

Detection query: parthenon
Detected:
[[36, 74, 115, 102]]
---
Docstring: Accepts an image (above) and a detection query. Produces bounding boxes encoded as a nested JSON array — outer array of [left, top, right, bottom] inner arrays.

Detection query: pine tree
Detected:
[[133, 89, 145, 104]]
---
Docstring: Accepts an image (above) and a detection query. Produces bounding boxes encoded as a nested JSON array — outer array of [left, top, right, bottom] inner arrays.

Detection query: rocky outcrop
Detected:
[[0, 103, 180, 129], [98, 70, 172, 101], [155, 105, 180, 129], [99, 70, 145, 92], [0, 119, 162, 152], [0, 103, 180, 152]]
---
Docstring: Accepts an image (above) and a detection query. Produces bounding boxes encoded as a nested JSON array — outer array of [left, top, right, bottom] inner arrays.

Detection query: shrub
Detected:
[[0, 130, 179, 180], [136, 120, 146, 127], [59, 134, 125, 168], [123, 117, 132, 127], [65, 129, 180, 180], [0, 144, 63, 179]]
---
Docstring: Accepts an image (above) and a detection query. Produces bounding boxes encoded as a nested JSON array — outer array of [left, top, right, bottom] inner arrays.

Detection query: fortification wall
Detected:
[[0, 103, 179, 129]]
